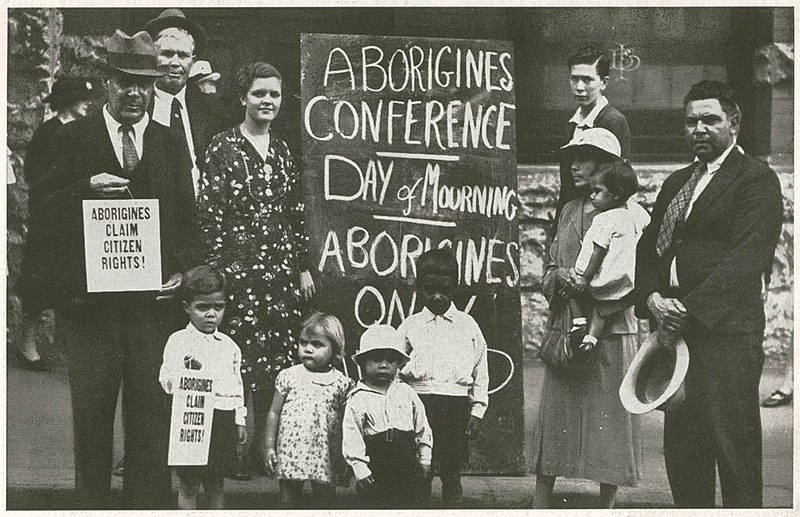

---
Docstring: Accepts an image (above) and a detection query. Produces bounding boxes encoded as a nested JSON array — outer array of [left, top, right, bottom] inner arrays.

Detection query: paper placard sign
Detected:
[[82, 199, 161, 292], [168, 372, 215, 466]]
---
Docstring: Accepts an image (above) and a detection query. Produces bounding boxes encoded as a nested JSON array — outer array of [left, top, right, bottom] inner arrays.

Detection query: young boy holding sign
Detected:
[[398, 248, 489, 506], [159, 266, 247, 509]]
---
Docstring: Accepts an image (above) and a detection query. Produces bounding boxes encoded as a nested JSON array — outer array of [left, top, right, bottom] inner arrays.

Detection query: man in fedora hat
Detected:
[[144, 8, 227, 198], [38, 29, 200, 509], [17, 76, 94, 372], [635, 80, 783, 507]]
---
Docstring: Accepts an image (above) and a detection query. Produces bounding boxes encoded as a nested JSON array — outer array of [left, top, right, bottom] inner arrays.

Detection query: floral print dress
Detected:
[[275, 364, 354, 485], [199, 127, 311, 392]]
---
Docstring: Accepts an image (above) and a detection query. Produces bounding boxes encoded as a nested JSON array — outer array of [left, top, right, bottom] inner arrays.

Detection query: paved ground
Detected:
[[6, 350, 793, 510]]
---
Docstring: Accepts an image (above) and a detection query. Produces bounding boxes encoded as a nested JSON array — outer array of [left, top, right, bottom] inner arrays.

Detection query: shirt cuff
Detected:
[[234, 406, 248, 427], [351, 462, 372, 481], [470, 403, 487, 419]]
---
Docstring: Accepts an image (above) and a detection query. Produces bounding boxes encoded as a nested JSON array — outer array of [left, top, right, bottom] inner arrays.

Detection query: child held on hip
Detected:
[[568, 161, 650, 352], [159, 265, 247, 510]]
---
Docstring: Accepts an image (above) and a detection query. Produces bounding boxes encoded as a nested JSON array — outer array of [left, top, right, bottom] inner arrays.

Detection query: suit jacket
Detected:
[[634, 148, 783, 334], [38, 111, 200, 303], [555, 104, 631, 218], [149, 87, 229, 173]]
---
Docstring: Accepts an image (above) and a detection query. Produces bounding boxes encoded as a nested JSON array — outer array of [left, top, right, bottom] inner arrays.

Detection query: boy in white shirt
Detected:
[[342, 325, 432, 508], [398, 248, 489, 506]]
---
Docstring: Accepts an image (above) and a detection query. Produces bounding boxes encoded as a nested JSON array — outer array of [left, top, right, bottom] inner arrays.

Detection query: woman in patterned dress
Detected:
[[199, 62, 316, 462]]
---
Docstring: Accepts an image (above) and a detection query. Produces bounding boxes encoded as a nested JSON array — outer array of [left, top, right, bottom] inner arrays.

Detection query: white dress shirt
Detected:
[[102, 105, 148, 168], [152, 86, 200, 195], [398, 303, 489, 418], [342, 379, 433, 480], [159, 324, 248, 426], [568, 94, 609, 139]]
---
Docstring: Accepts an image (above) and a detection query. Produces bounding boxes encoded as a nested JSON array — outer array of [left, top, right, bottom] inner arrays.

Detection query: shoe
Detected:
[[441, 477, 463, 507], [762, 389, 792, 407], [14, 350, 51, 372], [113, 458, 124, 477]]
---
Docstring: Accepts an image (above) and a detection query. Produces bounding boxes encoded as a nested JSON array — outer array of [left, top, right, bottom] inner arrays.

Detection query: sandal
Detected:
[[762, 389, 793, 407]]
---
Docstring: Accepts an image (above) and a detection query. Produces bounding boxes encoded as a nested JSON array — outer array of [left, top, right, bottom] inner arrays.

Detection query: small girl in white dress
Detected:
[[569, 161, 650, 352], [263, 312, 354, 508]]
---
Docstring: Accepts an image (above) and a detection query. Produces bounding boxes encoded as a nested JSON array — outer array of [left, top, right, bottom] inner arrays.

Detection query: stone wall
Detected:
[[518, 162, 794, 362]]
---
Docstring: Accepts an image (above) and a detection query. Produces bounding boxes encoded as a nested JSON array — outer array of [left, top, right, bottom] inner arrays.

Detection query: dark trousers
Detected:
[[57, 297, 179, 509], [360, 430, 424, 508], [418, 395, 470, 496], [664, 327, 764, 508]]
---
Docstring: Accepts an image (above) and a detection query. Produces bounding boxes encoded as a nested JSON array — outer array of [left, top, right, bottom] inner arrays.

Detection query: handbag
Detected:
[[539, 292, 595, 375]]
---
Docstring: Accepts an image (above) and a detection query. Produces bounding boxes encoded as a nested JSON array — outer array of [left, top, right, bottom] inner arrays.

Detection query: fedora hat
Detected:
[[189, 60, 221, 83], [144, 8, 207, 52], [105, 30, 163, 77], [353, 325, 410, 364], [44, 77, 94, 106], [619, 331, 690, 414], [560, 127, 622, 161]]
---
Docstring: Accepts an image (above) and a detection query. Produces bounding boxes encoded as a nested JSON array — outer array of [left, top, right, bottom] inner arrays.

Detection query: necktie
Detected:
[[121, 125, 139, 172], [655, 161, 707, 257], [171, 97, 192, 161]]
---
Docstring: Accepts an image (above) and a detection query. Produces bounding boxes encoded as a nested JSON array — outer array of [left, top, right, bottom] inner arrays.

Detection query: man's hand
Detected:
[[465, 415, 482, 437], [299, 270, 315, 302], [90, 173, 130, 197], [571, 269, 590, 293], [647, 292, 688, 333], [157, 273, 183, 301], [355, 475, 375, 493]]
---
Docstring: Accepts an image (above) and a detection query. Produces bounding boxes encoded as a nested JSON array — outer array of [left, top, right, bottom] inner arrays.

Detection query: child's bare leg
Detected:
[[279, 479, 304, 509], [178, 476, 202, 510], [204, 474, 225, 509], [310, 481, 335, 508]]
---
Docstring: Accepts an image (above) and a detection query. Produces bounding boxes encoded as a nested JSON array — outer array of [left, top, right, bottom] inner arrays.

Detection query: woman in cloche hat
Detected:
[[16, 76, 95, 371]]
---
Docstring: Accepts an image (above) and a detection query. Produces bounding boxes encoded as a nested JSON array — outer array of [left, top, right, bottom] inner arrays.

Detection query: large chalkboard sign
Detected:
[[301, 33, 523, 474]]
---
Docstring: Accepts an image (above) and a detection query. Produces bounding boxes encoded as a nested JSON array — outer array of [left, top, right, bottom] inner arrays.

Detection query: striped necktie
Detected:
[[121, 125, 139, 172], [655, 161, 707, 257]]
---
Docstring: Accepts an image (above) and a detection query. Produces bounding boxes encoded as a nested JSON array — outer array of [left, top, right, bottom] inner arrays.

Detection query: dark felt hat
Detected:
[[44, 77, 95, 106], [144, 8, 207, 52], [105, 30, 163, 77]]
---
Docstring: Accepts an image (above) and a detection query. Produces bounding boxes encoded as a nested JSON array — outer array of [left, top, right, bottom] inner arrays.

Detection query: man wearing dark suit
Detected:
[[635, 80, 783, 508], [39, 30, 199, 509], [557, 47, 631, 213], [145, 8, 227, 198]]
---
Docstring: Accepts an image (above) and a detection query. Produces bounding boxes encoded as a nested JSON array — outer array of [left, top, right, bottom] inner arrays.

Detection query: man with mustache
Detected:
[[635, 80, 783, 508], [145, 8, 227, 199], [38, 30, 199, 509]]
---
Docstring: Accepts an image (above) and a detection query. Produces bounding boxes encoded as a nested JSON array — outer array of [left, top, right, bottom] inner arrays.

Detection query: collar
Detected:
[[350, 378, 401, 396], [695, 142, 740, 175], [155, 85, 188, 107], [300, 364, 341, 385], [185, 323, 223, 341], [420, 303, 457, 323], [568, 95, 609, 127], [103, 104, 149, 134]]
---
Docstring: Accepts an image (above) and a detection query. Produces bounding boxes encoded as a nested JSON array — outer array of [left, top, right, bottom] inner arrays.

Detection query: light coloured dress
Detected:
[[531, 197, 643, 487], [275, 364, 354, 485]]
